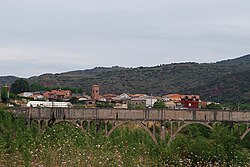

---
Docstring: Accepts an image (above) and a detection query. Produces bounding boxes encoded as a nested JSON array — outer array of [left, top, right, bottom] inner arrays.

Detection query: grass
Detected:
[[0, 109, 249, 166]]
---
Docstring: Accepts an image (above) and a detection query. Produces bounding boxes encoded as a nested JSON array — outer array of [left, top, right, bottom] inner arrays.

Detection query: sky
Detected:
[[0, 0, 249, 77]]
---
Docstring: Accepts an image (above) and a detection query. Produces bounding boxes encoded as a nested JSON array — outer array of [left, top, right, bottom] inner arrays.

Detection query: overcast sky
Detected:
[[0, 0, 249, 77]]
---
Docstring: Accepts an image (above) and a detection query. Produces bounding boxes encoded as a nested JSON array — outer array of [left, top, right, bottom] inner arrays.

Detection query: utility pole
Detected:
[[151, 93, 153, 108], [238, 101, 240, 111]]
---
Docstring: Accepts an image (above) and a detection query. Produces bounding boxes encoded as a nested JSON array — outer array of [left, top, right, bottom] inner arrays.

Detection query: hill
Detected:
[[0, 76, 17, 88], [26, 54, 250, 103], [0, 55, 249, 103], [217, 54, 250, 65]]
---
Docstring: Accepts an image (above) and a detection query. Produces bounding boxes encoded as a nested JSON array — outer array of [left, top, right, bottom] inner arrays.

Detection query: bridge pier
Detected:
[[153, 121, 156, 136], [87, 121, 91, 132], [105, 121, 108, 135], [95, 121, 100, 133], [160, 123, 166, 141], [170, 122, 173, 137], [39, 120, 48, 130]]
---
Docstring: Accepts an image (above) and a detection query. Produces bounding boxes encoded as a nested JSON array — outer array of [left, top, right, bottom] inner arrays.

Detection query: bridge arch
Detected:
[[240, 128, 250, 140], [107, 121, 158, 144], [39, 120, 47, 129], [170, 122, 213, 142]]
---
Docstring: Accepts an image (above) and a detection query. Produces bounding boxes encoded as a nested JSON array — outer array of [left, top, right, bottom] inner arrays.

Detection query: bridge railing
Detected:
[[8, 107, 250, 123]]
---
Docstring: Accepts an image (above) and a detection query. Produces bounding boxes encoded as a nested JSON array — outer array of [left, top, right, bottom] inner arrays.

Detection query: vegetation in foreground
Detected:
[[0, 109, 249, 166]]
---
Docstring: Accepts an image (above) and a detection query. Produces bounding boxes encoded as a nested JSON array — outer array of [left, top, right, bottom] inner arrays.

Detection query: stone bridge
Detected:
[[10, 108, 250, 144]]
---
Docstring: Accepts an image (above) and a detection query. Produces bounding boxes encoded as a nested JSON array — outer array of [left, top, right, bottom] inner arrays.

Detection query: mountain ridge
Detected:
[[1, 54, 249, 103]]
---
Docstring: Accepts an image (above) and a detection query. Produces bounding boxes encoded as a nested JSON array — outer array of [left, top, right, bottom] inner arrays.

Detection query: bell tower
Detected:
[[92, 84, 100, 100]]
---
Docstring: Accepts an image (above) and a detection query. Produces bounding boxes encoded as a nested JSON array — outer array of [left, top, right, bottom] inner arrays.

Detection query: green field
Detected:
[[0, 109, 249, 166]]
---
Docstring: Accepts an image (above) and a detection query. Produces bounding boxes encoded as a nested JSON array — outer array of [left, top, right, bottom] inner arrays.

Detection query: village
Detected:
[[8, 84, 210, 109]]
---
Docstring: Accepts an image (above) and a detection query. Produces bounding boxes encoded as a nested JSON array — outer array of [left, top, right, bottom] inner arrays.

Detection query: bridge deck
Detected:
[[10, 108, 250, 123]]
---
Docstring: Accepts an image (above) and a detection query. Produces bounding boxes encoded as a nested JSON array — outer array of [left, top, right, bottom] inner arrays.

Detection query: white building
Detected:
[[146, 97, 158, 108], [19, 92, 34, 98], [113, 93, 131, 101], [27, 101, 72, 108]]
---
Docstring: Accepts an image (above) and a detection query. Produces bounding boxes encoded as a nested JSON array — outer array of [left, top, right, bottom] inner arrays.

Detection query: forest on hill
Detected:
[[1, 54, 250, 103]]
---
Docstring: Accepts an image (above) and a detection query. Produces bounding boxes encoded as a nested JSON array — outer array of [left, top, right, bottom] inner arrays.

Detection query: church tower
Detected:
[[92, 84, 100, 100]]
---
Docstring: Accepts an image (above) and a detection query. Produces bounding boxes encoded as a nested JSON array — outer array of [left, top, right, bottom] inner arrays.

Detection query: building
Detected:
[[180, 95, 200, 109], [27, 101, 72, 108], [85, 99, 96, 108], [163, 94, 200, 109], [18, 92, 34, 98], [114, 102, 128, 109], [162, 94, 182, 101], [92, 85, 100, 100], [30, 94, 45, 100], [129, 95, 159, 108], [164, 101, 176, 109], [43, 90, 72, 101], [145, 96, 159, 108], [129, 98, 146, 108], [102, 94, 118, 102], [130, 94, 147, 98]]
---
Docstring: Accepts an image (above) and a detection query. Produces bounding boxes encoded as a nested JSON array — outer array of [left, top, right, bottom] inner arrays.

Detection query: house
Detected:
[[130, 97, 146, 108], [162, 94, 182, 101], [113, 93, 131, 101], [102, 94, 118, 101], [85, 99, 96, 108], [43, 91, 57, 100], [30, 94, 45, 100], [130, 94, 147, 98], [18, 92, 34, 98], [162, 94, 182, 109], [164, 101, 176, 109], [180, 95, 200, 109], [145, 96, 159, 108], [163, 94, 201, 109], [129, 95, 159, 108], [114, 102, 128, 109], [43, 90, 72, 101]]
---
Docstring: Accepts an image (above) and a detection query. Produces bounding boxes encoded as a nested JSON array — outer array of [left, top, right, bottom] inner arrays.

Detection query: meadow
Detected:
[[0, 109, 249, 166]]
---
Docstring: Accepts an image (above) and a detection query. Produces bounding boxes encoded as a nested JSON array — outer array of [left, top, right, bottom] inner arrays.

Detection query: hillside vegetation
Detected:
[[28, 55, 250, 103], [0, 76, 16, 88], [0, 55, 249, 103]]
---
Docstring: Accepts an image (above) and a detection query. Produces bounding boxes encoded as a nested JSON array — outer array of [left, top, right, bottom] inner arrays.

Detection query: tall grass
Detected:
[[0, 109, 249, 166]]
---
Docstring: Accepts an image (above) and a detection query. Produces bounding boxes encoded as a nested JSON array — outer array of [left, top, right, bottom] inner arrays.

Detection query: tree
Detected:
[[96, 101, 114, 108], [10, 78, 31, 94], [30, 83, 47, 92], [1, 85, 10, 103], [153, 100, 166, 108], [205, 103, 222, 110], [69, 97, 79, 104]]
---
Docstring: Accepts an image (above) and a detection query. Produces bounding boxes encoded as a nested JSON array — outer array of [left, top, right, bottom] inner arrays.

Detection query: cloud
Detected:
[[0, 0, 249, 77]]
